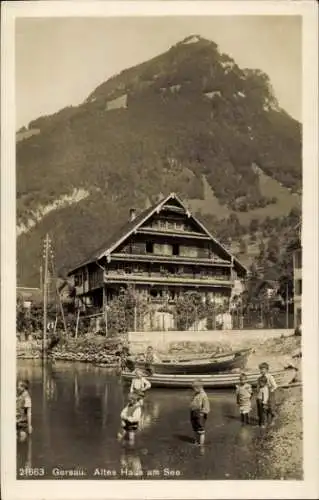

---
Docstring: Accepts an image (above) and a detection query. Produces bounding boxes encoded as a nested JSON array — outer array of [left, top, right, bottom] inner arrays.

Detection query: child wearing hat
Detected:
[[118, 393, 142, 445], [190, 381, 210, 446], [235, 373, 253, 425]]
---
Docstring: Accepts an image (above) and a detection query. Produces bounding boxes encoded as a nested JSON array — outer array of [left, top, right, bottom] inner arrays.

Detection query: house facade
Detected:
[[292, 242, 302, 328], [67, 193, 247, 330], [17, 286, 42, 309]]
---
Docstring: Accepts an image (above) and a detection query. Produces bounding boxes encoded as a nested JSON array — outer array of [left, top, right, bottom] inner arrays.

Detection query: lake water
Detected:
[[17, 359, 281, 480]]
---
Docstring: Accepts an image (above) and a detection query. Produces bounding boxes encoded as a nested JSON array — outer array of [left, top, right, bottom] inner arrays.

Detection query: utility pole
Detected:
[[43, 234, 50, 360], [240, 298, 244, 329], [56, 283, 67, 335], [75, 308, 80, 339], [285, 281, 289, 329], [40, 265, 43, 292], [134, 305, 137, 332], [102, 286, 108, 335], [133, 286, 137, 332]]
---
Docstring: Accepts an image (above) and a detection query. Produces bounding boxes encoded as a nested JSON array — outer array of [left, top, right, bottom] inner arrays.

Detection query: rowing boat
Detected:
[[135, 348, 251, 375], [121, 367, 297, 389]]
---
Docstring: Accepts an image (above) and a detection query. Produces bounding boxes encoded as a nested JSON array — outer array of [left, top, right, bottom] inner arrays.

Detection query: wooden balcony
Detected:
[[137, 227, 210, 240], [104, 271, 232, 287], [111, 252, 230, 267]]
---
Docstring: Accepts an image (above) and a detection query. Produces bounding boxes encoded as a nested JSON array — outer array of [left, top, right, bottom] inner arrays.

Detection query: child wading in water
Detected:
[[16, 379, 32, 442], [144, 346, 160, 375], [118, 393, 142, 445], [256, 375, 269, 428], [257, 362, 278, 425], [235, 373, 252, 425], [130, 369, 151, 404], [190, 381, 210, 446]]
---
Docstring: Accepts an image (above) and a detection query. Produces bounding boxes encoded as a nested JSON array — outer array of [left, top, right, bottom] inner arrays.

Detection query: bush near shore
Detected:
[[17, 333, 126, 365]]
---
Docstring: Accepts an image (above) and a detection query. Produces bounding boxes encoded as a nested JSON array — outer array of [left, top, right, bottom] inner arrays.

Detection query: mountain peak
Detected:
[[17, 34, 301, 286], [177, 34, 204, 45]]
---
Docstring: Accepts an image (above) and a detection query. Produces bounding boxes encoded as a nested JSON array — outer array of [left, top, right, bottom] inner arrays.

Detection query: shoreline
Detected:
[[16, 333, 302, 370], [260, 385, 303, 479], [17, 334, 302, 479]]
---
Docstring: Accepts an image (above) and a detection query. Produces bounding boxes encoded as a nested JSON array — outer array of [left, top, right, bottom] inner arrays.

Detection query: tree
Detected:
[[175, 291, 206, 330], [256, 239, 267, 266], [249, 218, 259, 234], [107, 285, 149, 335], [16, 296, 59, 337], [267, 236, 280, 263], [239, 239, 247, 255]]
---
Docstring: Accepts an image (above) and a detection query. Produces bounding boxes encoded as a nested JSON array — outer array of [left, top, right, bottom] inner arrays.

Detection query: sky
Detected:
[[15, 15, 302, 129]]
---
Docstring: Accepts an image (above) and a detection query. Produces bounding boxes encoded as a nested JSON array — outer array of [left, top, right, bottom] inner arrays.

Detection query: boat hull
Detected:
[[121, 368, 297, 389], [136, 349, 251, 375]]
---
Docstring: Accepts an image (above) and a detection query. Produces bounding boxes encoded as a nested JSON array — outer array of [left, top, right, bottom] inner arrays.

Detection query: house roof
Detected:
[[255, 280, 279, 292], [67, 192, 247, 276], [287, 238, 301, 252], [17, 287, 43, 303]]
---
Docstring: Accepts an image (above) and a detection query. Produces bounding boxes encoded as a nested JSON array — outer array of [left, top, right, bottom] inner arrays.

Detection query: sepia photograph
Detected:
[[1, 1, 318, 499]]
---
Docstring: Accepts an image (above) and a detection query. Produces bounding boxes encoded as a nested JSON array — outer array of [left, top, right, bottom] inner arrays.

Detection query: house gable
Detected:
[[68, 192, 247, 277], [107, 194, 235, 267]]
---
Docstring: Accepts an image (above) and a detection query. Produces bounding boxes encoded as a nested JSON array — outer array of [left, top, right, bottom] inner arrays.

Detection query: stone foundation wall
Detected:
[[128, 329, 294, 353]]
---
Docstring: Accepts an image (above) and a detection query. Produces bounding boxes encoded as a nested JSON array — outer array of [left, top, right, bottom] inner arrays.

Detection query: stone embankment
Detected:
[[17, 334, 123, 366], [128, 328, 294, 354]]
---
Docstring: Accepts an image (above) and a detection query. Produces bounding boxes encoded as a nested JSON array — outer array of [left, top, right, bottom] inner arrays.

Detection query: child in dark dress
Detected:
[[190, 381, 210, 446]]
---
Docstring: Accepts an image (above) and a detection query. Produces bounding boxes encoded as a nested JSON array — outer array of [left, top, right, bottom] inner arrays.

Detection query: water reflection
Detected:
[[17, 436, 32, 469], [120, 446, 143, 476], [16, 360, 287, 480], [43, 363, 57, 401], [139, 400, 160, 431]]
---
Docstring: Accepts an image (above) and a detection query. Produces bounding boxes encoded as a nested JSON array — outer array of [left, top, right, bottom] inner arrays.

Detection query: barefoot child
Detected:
[[16, 379, 32, 441], [235, 373, 252, 424], [130, 369, 151, 404], [118, 393, 142, 445], [256, 375, 269, 428], [144, 346, 160, 375], [258, 362, 278, 424], [190, 381, 210, 446]]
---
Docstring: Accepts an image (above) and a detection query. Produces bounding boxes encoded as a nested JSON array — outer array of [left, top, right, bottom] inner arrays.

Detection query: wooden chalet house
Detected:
[[68, 193, 247, 330]]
